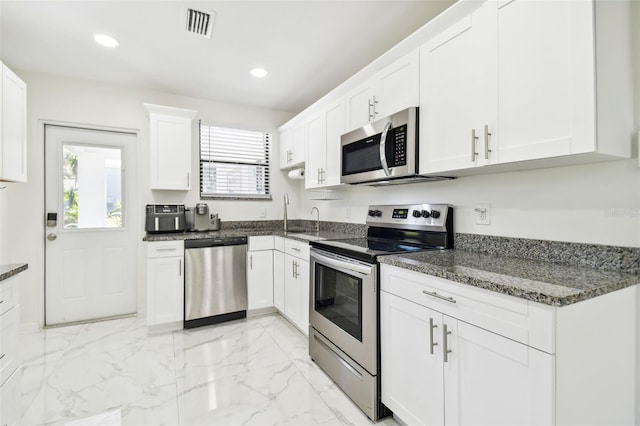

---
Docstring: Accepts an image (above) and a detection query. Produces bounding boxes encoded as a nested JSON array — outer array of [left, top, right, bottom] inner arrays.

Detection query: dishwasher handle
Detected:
[[185, 236, 247, 249]]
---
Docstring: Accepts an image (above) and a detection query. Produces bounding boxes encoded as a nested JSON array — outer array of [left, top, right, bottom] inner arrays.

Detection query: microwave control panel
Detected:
[[389, 125, 407, 167]]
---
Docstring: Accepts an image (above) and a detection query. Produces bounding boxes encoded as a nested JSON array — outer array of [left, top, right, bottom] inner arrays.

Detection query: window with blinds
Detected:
[[199, 123, 271, 199]]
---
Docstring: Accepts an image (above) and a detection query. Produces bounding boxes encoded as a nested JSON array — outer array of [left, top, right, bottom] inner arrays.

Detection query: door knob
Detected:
[[47, 233, 57, 241]]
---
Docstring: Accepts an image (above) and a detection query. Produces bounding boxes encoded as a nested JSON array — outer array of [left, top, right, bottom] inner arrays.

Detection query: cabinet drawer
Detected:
[[0, 366, 21, 426], [248, 236, 274, 251], [380, 264, 553, 353], [0, 306, 19, 386], [274, 236, 285, 252], [284, 239, 309, 259], [147, 240, 184, 258], [0, 276, 19, 316]]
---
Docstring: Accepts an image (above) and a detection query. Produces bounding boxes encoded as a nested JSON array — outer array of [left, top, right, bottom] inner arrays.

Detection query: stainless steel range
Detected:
[[308, 204, 454, 421]]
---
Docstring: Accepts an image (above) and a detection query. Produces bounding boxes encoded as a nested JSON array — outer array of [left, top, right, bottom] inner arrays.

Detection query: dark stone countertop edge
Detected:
[[0, 263, 29, 282], [143, 229, 356, 244], [378, 254, 639, 307]]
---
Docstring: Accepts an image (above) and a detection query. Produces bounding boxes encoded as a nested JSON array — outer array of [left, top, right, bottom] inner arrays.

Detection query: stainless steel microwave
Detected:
[[340, 107, 449, 186]]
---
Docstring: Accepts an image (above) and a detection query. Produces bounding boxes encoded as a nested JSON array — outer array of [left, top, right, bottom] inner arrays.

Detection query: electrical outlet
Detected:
[[474, 204, 491, 225], [346, 207, 351, 218], [260, 208, 267, 218]]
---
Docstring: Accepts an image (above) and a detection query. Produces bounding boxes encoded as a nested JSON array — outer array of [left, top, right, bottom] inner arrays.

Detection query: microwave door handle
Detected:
[[379, 121, 393, 177]]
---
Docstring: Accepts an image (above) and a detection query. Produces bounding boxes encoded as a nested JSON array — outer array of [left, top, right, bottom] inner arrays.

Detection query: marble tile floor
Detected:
[[19, 313, 400, 426]]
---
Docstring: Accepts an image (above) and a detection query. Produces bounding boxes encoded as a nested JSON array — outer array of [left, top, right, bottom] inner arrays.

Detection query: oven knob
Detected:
[[368, 210, 376, 217], [375, 210, 383, 217], [412, 210, 422, 218], [421, 210, 431, 218], [430, 210, 441, 219]]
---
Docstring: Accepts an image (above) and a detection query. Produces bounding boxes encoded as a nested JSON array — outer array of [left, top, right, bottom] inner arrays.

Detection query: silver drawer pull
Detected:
[[0, 353, 5, 361], [156, 247, 176, 252], [422, 290, 456, 304], [443, 324, 452, 363], [291, 247, 301, 252], [429, 318, 438, 355], [0, 300, 3, 304]]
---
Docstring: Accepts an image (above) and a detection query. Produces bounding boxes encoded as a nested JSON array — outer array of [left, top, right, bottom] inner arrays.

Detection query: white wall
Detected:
[[4, 70, 295, 331]]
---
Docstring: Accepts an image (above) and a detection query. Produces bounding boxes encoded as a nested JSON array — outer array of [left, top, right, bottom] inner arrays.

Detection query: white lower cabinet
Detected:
[[146, 241, 184, 329], [274, 238, 310, 335], [380, 264, 636, 425], [273, 249, 285, 312], [247, 236, 274, 311], [381, 291, 552, 425], [0, 272, 22, 426]]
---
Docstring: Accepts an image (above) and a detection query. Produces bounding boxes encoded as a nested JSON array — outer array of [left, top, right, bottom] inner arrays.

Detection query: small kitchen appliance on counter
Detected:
[[193, 203, 210, 231], [308, 203, 454, 420], [145, 204, 186, 233]]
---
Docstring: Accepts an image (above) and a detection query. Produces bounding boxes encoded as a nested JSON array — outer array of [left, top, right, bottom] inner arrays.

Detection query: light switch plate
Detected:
[[474, 204, 491, 225]]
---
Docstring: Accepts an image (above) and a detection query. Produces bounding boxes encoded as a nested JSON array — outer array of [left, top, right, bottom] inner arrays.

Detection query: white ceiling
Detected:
[[0, 0, 455, 114]]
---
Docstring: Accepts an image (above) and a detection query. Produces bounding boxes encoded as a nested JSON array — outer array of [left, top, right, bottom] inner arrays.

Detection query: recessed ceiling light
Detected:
[[94, 34, 119, 48], [250, 68, 268, 78]]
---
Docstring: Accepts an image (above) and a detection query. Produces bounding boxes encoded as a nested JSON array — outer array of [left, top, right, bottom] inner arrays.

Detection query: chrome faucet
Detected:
[[283, 193, 289, 232], [311, 207, 320, 233]]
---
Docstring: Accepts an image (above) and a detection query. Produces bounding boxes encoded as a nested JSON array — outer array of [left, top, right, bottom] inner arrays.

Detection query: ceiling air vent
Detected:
[[184, 7, 215, 38]]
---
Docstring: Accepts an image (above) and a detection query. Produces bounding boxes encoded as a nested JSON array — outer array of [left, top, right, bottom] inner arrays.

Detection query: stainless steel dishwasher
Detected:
[[184, 237, 248, 328]]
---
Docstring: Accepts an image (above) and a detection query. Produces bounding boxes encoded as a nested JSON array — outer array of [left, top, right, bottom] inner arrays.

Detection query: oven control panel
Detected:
[[366, 204, 451, 232]]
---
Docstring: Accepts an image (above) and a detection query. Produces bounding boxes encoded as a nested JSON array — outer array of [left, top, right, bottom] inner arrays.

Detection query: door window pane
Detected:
[[62, 144, 123, 229], [314, 264, 363, 341]]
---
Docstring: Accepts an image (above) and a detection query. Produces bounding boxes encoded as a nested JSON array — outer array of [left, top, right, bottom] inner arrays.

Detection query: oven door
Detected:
[[309, 248, 377, 375]]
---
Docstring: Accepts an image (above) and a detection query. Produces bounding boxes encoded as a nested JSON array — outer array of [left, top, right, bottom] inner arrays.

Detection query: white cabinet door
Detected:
[[284, 254, 301, 326], [496, 0, 594, 163], [290, 123, 306, 166], [323, 100, 345, 187], [147, 256, 184, 326], [420, 1, 497, 174], [345, 79, 374, 132], [297, 258, 310, 334], [146, 104, 197, 190], [273, 250, 285, 312], [247, 250, 274, 310], [381, 291, 444, 426], [305, 112, 326, 189], [0, 63, 27, 183], [279, 127, 293, 169], [0, 306, 18, 387], [374, 49, 420, 119], [444, 317, 553, 426]]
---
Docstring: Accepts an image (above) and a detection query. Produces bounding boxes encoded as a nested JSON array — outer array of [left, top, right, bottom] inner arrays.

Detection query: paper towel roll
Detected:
[[288, 168, 305, 180]]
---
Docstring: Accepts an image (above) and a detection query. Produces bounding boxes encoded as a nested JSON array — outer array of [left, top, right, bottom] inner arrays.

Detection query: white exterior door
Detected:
[[45, 125, 137, 326]]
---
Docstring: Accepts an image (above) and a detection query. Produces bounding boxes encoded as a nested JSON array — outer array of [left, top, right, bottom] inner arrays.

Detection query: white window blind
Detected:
[[199, 123, 271, 199]]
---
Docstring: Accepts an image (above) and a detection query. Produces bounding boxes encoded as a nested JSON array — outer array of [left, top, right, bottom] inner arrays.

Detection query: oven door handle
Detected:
[[379, 121, 393, 177], [311, 251, 373, 276]]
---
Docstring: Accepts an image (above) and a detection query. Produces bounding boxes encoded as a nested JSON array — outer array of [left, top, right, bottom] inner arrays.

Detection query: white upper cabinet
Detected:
[[420, 0, 633, 175], [305, 99, 345, 189], [145, 103, 197, 190], [420, 2, 497, 173], [1, 62, 27, 183], [279, 122, 305, 170], [345, 49, 419, 132]]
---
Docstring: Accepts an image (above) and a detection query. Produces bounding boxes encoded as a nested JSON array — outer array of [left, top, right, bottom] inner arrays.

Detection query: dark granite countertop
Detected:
[[143, 229, 358, 244], [0, 263, 28, 282], [378, 250, 640, 307]]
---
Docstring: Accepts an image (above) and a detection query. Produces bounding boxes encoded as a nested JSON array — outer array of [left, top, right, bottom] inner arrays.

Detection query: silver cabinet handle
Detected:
[[292, 260, 296, 278], [250, 254, 253, 270], [186, 172, 190, 188], [422, 290, 456, 304], [368, 98, 374, 121], [294, 261, 299, 278], [372, 95, 379, 116], [471, 128, 479, 161], [0, 353, 5, 361], [156, 247, 176, 252], [443, 323, 452, 363], [429, 317, 438, 355], [291, 247, 301, 252], [379, 121, 393, 177], [179, 259, 182, 277], [0, 300, 3, 304], [484, 124, 492, 160]]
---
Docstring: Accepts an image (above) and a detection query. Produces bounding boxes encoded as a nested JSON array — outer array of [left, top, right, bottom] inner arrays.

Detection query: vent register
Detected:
[[185, 7, 215, 38]]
